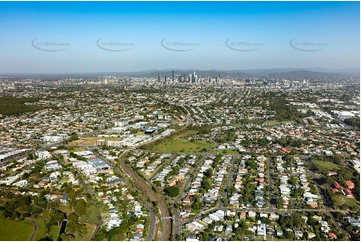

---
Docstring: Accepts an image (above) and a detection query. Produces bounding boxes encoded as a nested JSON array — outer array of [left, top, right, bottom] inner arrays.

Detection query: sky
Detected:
[[0, 1, 359, 73]]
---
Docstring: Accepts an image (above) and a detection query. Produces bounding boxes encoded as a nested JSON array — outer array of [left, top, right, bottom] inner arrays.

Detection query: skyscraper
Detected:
[[172, 71, 175, 83], [192, 72, 197, 83]]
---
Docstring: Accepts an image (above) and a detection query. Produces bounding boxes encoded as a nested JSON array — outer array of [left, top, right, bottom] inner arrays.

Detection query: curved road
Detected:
[[119, 152, 171, 241], [29, 216, 37, 241]]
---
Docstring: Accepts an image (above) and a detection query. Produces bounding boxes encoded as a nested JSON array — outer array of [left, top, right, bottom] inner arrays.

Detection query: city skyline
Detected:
[[0, 1, 359, 73]]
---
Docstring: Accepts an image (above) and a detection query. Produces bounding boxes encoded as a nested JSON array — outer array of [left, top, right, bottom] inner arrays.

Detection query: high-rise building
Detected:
[[158, 73, 161, 83], [191, 71, 197, 83], [172, 71, 175, 83]]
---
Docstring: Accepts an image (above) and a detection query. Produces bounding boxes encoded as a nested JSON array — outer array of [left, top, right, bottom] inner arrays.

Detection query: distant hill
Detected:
[[0, 68, 359, 80], [267, 70, 359, 79], [117, 68, 359, 79]]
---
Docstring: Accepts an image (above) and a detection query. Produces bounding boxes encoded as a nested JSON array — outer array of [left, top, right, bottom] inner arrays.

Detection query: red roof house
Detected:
[[328, 232, 337, 240], [345, 180, 355, 189], [342, 188, 353, 197], [331, 188, 339, 193], [328, 172, 337, 176]]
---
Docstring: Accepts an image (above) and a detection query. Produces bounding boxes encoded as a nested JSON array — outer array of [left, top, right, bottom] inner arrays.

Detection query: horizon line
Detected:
[[0, 67, 360, 76]]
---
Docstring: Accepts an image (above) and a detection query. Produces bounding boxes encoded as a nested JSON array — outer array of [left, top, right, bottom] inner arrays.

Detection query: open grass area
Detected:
[[69, 147, 86, 152], [332, 194, 359, 208], [313, 161, 340, 171], [69, 137, 98, 146], [176, 130, 199, 138], [85, 224, 96, 240], [214, 149, 239, 155], [59, 177, 70, 183], [0, 217, 33, 241], [33, 217, 60, 241], [150, 130, 214, 153], [152, 138, 214, 153], [58, 205, 72, 215], [79, 205, 100, 224], [264, 120, 296, 125]]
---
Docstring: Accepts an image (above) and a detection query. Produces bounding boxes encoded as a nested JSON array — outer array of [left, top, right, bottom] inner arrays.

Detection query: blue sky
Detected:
[[0, 1, 359, 73]]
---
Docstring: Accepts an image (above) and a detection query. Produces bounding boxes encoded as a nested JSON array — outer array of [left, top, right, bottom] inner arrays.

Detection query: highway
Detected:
[[118, 151, 171, 241]]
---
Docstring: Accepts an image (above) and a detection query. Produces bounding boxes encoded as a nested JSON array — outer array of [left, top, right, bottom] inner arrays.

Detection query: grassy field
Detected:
[[264, 120, 296, 125], [85, 224, 96, 240], [150, 130, 214, 153], [0, 217, 34, 241], [58, 205, 72, 215], [177, 130, 199, 138], [152, 139, 214, 153], [214, 149, 239, 155], [69, 137, 98, 146], [79, 205, 100, 224], [313, 161, 340, 171], [332, 194, 359, 208], [69, 147, 86, 152]]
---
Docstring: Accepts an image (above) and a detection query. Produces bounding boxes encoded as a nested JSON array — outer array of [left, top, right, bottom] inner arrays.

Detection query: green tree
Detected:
[[204, 169, 213, 178], [344, 117, 360, 127], [285, 230, 295, 240], [201, 178, 212, 190], [50, 210, 64, 227], [164, 186, 180, 197], [247, 159, 258, 170], [74, 199, 87, 216]]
